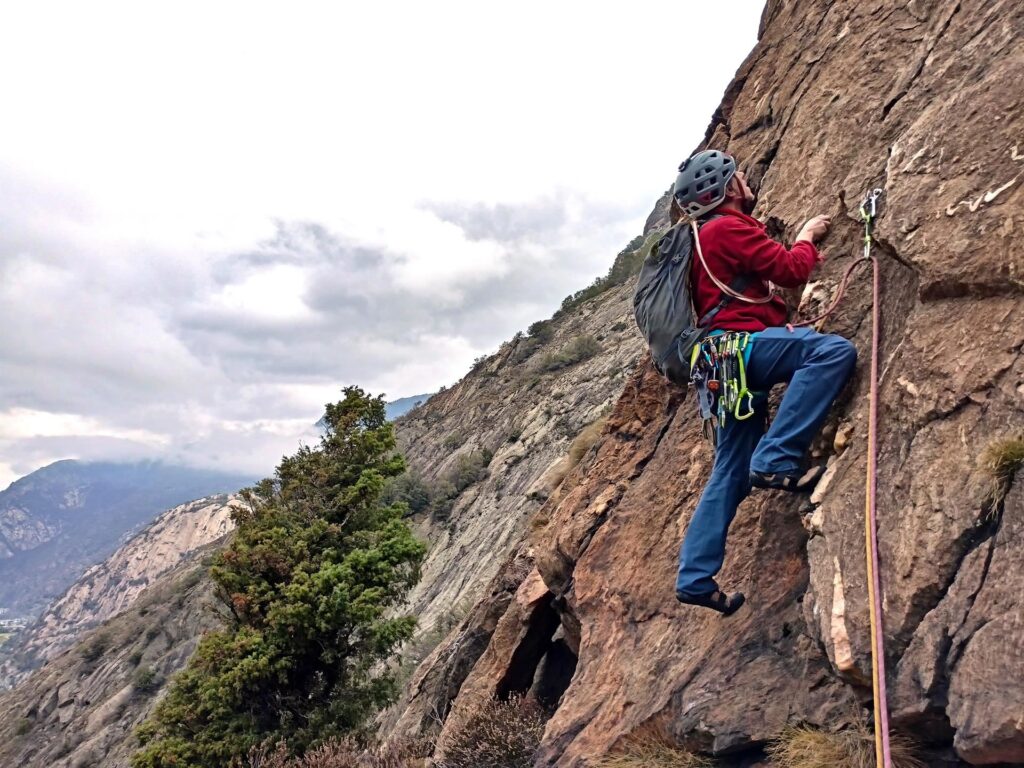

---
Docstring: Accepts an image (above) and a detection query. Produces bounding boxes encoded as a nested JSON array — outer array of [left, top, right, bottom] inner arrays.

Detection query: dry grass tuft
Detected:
[[567, 416, 609, 468], [547, 415, 609, 489], [768, 724, 924, 768], [980, 435, 1024, 505], [438, 695, 546, 768], [248, 737, 430, 768], [592, 734, 713, 767]]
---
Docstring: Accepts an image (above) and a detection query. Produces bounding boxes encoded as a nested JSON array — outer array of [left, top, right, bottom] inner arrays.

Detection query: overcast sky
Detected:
[[0, 1, 762, 488]]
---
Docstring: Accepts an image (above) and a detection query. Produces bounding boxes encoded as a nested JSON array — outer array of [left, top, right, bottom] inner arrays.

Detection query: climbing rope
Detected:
[[859, 188, 891, 768], [784, 189, 891, 767]]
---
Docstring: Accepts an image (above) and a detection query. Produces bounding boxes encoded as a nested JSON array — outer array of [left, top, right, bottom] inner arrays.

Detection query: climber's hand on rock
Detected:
[[797, 215, 831, 244]]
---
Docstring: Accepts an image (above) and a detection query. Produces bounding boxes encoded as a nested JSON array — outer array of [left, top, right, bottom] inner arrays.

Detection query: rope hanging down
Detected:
[[784, 189, 891, 767], [860, 188, 891, 768]]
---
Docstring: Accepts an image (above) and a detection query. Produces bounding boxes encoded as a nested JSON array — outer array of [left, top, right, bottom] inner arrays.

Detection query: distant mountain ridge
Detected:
[[0, 460, 253, 618], [0, 493, 238, 689], [385, 393, 433, 421]]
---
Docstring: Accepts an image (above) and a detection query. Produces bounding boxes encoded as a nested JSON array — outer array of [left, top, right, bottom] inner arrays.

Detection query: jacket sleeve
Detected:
[[717, 218, 819, 288]]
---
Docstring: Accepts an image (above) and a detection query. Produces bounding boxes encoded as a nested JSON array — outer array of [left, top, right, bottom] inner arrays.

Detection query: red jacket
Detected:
[[690, 208, 819, 332]]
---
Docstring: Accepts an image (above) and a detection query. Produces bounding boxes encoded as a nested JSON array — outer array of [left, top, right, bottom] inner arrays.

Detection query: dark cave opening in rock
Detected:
[[494, 593, 578, 709]]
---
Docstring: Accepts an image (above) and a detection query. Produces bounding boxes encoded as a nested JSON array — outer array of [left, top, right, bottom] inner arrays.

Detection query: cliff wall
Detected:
[[404, 1, 1024, 764]]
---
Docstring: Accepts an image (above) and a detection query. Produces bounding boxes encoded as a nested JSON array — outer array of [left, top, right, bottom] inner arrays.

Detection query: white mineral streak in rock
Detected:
[[831, 557, 854, 673]]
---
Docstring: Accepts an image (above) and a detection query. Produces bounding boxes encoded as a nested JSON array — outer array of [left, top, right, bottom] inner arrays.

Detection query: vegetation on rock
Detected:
[[980, 434, 1024, 506], [767, 724, 924, 768], [248, 737, 431, 768], [593, 731, 713, 768], [438, 696, 546, 768], [132, 387, 426, 768], [550, 234, 647, 322], [538, 334, 602, 372], [385, 449, 493, 524]]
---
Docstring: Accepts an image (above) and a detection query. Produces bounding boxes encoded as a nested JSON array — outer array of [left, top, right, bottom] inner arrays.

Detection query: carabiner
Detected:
[[860, 188, 883, 222], [734, 389, 756, 421]]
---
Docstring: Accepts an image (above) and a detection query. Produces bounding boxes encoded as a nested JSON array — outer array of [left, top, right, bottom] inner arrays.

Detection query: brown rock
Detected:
[[414, 0, 1024, 765], [895, 477, 1024, 764]]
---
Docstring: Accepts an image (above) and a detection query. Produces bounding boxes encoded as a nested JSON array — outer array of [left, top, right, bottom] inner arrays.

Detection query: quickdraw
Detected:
[[860, 188, 892, 768]]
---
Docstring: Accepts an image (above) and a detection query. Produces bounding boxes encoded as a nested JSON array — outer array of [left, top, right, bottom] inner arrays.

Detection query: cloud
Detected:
[[0, 1, 763, 489], [0, 191, 643, 490], [424, 197, 571, 243]]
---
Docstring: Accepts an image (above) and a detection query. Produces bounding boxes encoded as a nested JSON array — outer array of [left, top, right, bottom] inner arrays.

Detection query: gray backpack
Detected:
[[632, 217, 747, 386]]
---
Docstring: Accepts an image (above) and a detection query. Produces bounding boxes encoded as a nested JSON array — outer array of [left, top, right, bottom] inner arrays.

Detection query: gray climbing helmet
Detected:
[[673, 150, 737, 219]]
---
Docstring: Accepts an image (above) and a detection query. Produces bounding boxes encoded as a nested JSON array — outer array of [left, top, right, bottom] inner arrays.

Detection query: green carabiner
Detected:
[[734, 389, 756, 420], [733, 335, 756, 420]]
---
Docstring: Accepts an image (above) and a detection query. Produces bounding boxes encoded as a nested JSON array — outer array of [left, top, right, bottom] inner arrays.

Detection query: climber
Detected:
[[672, 150, 858, 616]]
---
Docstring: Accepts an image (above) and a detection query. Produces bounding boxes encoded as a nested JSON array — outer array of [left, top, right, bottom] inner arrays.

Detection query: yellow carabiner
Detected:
[[734, 389, 756, 420], [733, 338, 756, 420]]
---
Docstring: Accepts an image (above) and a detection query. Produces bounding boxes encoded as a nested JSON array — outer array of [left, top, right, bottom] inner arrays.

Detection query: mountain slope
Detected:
[[0, 557, 221, 768], [0, 494, 239, 689], [409, 1, 1024, 765], [0, 461, 252, 618], [391, 280, 644, 639]]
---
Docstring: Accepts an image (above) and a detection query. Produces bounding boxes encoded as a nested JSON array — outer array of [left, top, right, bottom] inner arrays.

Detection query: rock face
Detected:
[[386, 279, 645, 670], [0, 494, 238, 689], [2, 2, 1022, 765], [0, 557, 221, 768], [0, 460, 251, 618], [401, 1, 1024, 765]]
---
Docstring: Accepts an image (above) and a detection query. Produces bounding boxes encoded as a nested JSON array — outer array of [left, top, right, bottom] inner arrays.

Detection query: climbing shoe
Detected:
[[676, 589, 746, 616], [749, 465, 825, 494]]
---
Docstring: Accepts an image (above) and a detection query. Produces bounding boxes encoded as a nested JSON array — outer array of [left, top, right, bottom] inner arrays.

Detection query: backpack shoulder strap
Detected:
[[697, 274, 753, 327], [691, 215, 753, 326]]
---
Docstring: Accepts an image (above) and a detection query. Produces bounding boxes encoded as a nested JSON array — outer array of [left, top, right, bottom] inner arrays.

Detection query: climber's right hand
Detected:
[[797, 215, 831, 244]]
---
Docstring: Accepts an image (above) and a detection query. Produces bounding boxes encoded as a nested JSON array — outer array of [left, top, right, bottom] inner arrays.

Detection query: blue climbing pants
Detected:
[[675, 327, 858, 597]]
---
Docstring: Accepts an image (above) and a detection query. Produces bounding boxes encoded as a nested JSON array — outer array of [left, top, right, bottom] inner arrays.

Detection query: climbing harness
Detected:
[[684, 213, 775, 444], [859, 188, 891, 768], [689, 331, 756, 445]]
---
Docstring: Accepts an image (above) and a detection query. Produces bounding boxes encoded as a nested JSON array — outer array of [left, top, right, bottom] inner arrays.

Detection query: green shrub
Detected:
[[176, 568, 204, 593], [15, 718, 32, 736], [538, 335, 602, 372], [443, 432, 466, 451], [610, 321, 628, 332], [79, 630, 112, 664], [133, 666, 162, 693], [527, 320, 554, 341], [429, 450, 491, 522], [131, 388, 426, 768], [511, 335, 544, 365], [439, 696, 546, 768], [382, 471, 432, 516], [128, 649, 144, 667]]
